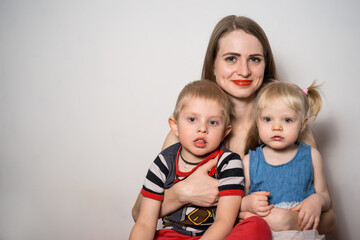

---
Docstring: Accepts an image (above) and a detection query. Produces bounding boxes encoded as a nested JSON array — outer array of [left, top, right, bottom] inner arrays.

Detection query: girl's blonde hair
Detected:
[[245, 80, 322, 153], [173, 80, 233, 127]]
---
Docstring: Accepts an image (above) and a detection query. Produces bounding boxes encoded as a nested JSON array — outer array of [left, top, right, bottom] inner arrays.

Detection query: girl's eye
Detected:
[[263, 117, 271, 122], [284, 118, 293, 123], [188, 117, 196, 123], [209, 120, 218, 126], [225, 56, 237, 62]]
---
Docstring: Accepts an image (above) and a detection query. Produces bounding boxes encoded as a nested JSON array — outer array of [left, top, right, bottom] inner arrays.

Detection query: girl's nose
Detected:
[[272, 121, 283, 131]]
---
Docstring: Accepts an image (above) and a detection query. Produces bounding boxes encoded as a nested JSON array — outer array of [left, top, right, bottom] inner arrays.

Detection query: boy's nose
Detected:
[[197, 123, 208, 133]]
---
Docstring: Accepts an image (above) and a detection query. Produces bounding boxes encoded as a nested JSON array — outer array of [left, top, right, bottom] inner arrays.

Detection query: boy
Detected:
[[130, 80, 244, 239]]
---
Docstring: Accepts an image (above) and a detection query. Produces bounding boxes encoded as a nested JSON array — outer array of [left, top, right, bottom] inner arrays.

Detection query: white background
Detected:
[[1, 0, 359, 239]]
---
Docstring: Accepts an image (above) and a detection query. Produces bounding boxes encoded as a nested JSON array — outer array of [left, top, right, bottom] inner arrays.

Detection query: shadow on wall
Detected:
[[312, 117, 346, 240]]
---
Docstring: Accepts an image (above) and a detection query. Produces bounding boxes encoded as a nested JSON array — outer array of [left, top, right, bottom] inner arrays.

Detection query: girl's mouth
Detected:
[[271, 136, 284, 141], [232, 80, 252, 87]]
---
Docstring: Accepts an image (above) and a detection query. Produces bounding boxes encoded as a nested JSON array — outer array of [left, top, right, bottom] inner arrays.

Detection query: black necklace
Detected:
[[180, 149, 200, 171]]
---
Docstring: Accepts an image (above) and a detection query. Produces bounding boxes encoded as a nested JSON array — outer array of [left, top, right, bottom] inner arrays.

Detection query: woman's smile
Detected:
[[232, 79, 252, 87]]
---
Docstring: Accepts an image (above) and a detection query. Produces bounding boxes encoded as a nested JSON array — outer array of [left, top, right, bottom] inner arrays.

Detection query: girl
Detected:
[[241, 81, 331, 233]]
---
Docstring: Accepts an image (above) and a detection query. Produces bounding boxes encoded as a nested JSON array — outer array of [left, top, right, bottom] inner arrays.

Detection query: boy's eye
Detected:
[[209, 120, 218, 126]]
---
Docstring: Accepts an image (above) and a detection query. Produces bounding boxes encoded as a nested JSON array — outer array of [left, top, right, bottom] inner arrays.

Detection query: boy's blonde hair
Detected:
[[245, 80, 322, 153], [173, 80, 233, 127]]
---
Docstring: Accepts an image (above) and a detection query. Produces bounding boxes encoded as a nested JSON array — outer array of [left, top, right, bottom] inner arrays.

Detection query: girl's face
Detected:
[[257, 99, 306, 151], [214, 30, 266, 100]]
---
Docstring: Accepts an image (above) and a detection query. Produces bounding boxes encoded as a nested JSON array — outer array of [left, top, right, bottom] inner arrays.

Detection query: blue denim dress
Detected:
[[249, 142, 315, 209]]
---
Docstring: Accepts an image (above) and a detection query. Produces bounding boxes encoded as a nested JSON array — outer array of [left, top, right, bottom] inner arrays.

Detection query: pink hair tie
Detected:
[[302, 88, 308, 95]]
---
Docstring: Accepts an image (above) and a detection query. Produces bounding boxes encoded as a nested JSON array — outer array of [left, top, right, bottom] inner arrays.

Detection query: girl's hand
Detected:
[[243, 191, 273, 217], [291, 195, 322, 230]]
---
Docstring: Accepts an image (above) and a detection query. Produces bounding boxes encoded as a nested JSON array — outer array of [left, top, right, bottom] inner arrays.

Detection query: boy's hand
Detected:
[[246, 191, 273, 217], [291, 195, 322, 230]]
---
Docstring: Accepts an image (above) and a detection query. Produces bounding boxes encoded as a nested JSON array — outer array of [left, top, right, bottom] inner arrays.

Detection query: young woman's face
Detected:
[[214, 30, 266, 100]]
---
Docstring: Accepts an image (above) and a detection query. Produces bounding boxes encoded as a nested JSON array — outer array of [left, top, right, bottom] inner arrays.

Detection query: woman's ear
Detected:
[[168, 117, 179, 137], [222, 125, 232, 140]]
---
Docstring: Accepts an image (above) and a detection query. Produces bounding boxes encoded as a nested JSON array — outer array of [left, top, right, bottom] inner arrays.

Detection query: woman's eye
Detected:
[[225, 56, 237, 62], [249, 57, 261, 63], [209, 120, 218, 126]]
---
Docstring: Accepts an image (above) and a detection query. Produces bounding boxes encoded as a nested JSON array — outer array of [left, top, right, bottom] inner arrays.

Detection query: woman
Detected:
[[132, 15, 336, 235]]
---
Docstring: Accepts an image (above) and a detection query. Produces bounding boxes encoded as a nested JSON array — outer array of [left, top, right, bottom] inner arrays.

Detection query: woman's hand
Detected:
[[181, 158, 220, 206], [161, 158, 219, 217]]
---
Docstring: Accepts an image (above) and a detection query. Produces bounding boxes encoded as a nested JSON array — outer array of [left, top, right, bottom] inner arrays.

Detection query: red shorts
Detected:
[[154, 216, 272, 240]]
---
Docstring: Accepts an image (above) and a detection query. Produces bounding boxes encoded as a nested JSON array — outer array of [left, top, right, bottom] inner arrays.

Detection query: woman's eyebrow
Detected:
[[222, 52, 264, 57], [249, 53, 264, 57], [222, 52, 241, 56]]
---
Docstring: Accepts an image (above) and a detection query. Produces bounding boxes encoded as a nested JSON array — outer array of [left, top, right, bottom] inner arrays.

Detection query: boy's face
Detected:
[[257, 99, 306, 151], [169, 98, 231, 161]]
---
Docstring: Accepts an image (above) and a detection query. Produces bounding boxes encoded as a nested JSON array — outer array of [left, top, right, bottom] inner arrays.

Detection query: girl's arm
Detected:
[[201, 196, 242, 240], [291, 148, 331, 230], [240, 154, 273, 217], [129, 197, 161, 240], [132, 131, 220, 221], [311, 148, 331, 211], [297, 127, 337, 233]]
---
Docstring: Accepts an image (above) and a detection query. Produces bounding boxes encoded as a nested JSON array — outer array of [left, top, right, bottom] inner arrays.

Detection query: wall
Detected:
[[1, 0, 359, 239]]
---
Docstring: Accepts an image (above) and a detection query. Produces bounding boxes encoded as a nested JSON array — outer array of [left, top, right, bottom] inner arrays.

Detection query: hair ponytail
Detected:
[[305, 81, 323, 121]]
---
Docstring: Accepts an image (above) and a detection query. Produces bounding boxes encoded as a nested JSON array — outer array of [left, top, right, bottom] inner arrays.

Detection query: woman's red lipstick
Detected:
[[232, 80, 252, 86]]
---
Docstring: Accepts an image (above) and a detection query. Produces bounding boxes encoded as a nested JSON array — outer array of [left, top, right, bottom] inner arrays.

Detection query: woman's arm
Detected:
[[317, 203, 337, 235], [263, 205, 336, 233], [160, 158, 219, 216]]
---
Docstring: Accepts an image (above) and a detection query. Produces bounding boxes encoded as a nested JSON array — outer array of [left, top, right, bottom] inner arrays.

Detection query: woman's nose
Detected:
[[236, 59, 251, 77]]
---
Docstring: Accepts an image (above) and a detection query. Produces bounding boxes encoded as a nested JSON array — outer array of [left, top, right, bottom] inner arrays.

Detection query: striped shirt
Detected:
[[141, 142, 244, 236]]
